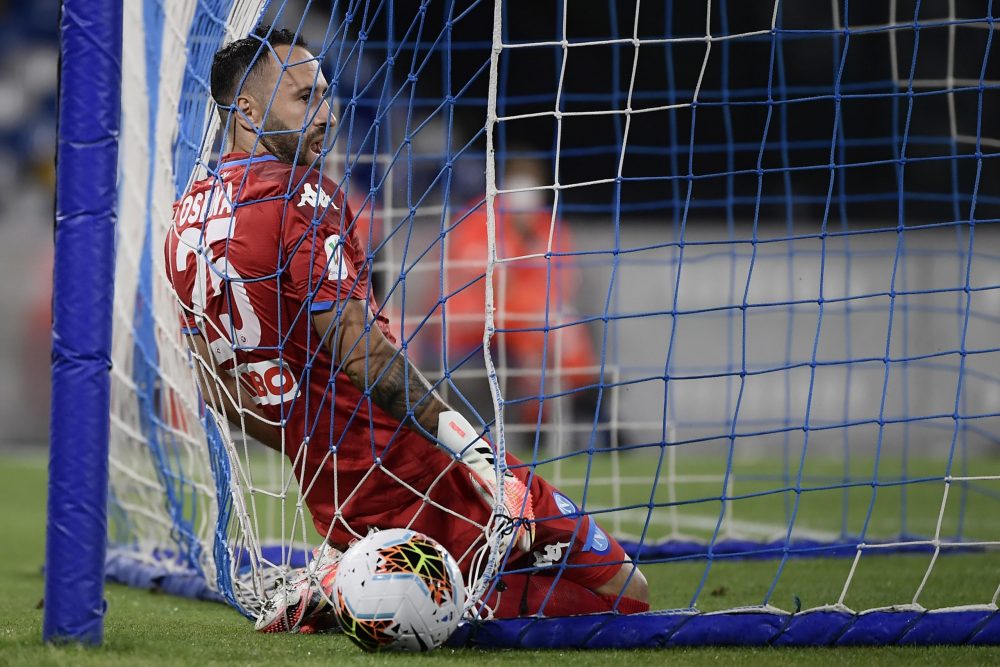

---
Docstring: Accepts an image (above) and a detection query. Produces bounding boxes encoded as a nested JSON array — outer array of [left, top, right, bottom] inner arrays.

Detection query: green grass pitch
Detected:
[[1, 452, 998, 665]]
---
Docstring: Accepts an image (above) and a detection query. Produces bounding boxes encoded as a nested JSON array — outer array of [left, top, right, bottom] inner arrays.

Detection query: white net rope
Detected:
[[113, 0, 277, 614], [108, 0, 1000, 626]]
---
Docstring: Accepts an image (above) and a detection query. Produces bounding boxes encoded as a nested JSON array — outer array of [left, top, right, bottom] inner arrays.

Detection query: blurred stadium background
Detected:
[[5, 0, 999, 456], [0, 4, 59, 450], [0, 0, 995, 657]]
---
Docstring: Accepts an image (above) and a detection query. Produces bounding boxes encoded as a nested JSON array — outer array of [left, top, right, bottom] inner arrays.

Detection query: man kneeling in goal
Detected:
[[166, 26, 649, 632]]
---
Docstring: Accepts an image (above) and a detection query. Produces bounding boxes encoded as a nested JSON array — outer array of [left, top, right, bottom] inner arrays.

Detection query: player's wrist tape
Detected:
[[436, 411, 536, 554], [436, 410, 497, 480]]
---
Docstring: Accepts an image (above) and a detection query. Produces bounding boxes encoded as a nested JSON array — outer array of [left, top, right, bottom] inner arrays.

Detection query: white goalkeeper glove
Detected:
[[436, 411, 535, 555]]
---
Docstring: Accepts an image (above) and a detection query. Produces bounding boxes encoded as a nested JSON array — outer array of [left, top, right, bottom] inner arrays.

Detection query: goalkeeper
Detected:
[[166, 26, 648, 631]]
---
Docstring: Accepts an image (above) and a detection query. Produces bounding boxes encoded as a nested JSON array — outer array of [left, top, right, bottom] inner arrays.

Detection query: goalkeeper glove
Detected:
[[436, 411, 535, 554]]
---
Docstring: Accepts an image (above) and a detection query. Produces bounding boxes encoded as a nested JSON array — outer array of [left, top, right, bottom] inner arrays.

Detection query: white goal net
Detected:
[[103, 0, 1000, 646]]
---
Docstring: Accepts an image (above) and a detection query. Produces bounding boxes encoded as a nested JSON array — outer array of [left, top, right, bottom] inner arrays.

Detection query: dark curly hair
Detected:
[[210, 25, 307, 108]]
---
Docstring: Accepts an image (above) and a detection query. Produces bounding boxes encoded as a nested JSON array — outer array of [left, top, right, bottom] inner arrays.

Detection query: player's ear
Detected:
[[233, 93, 260, 132]]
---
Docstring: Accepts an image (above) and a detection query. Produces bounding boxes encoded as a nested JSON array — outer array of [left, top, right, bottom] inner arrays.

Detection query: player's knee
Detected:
[[597, 559, 649, 604], [623, 564, 649, 604]]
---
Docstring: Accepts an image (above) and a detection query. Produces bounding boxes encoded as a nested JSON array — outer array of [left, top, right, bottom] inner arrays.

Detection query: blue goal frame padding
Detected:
[[448, 608, 1000, 648], [105, 545, 1000, 647], [105, 551, 226, 604]]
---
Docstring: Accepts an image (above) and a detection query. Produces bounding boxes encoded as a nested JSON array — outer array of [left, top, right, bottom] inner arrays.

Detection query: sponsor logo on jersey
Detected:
[[236, 358, 301, 406], [323, 235, 350, 280], [552, 492, 578, 517], [298, 182, 339, 211], [532, 541, 571, 569]]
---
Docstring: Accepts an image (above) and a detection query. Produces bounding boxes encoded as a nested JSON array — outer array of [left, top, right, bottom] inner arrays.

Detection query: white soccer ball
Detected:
[[332, 528, 466, 652]]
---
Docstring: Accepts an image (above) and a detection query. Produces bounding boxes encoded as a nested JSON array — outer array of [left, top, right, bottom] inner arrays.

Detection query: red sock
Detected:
[[483, 575, 648, 618], [599, 593, 650, 615]]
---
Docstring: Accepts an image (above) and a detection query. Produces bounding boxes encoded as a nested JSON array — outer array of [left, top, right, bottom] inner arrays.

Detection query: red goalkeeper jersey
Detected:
[[165, 152, 455, 545], [165, 152, 629, 592]]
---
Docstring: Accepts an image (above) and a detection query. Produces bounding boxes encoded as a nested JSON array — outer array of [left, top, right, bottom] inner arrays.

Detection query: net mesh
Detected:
[[107, 0, 1000, 645]]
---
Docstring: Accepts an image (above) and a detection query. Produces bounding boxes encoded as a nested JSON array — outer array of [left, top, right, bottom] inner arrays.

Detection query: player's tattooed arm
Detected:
[[313, 300, 451, 440], [315, 301, 537, 551]]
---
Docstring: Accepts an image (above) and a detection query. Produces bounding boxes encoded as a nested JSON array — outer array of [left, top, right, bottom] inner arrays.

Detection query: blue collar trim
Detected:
[[217, 154, 280, 171]]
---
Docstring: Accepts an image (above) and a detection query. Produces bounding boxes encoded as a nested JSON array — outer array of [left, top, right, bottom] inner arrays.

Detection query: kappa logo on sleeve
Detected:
[[532, 541, 571, 568], [297, 182, 339, 211], [323, 235, 350, 280]]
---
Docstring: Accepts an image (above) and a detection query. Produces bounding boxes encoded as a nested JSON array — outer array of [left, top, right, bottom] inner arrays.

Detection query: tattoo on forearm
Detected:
[[371, 355, 438, 426], [342, 342, 444, 438]]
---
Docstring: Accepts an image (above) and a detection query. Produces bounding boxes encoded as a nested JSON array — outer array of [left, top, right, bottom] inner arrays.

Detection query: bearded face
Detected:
[[247, 44, 334, 166], [259, 114, 327, 166]]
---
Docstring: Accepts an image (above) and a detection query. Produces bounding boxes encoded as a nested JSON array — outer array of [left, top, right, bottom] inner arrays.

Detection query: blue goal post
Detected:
[[47, 0, 1000, 650], [47, 0, 122, 645]]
